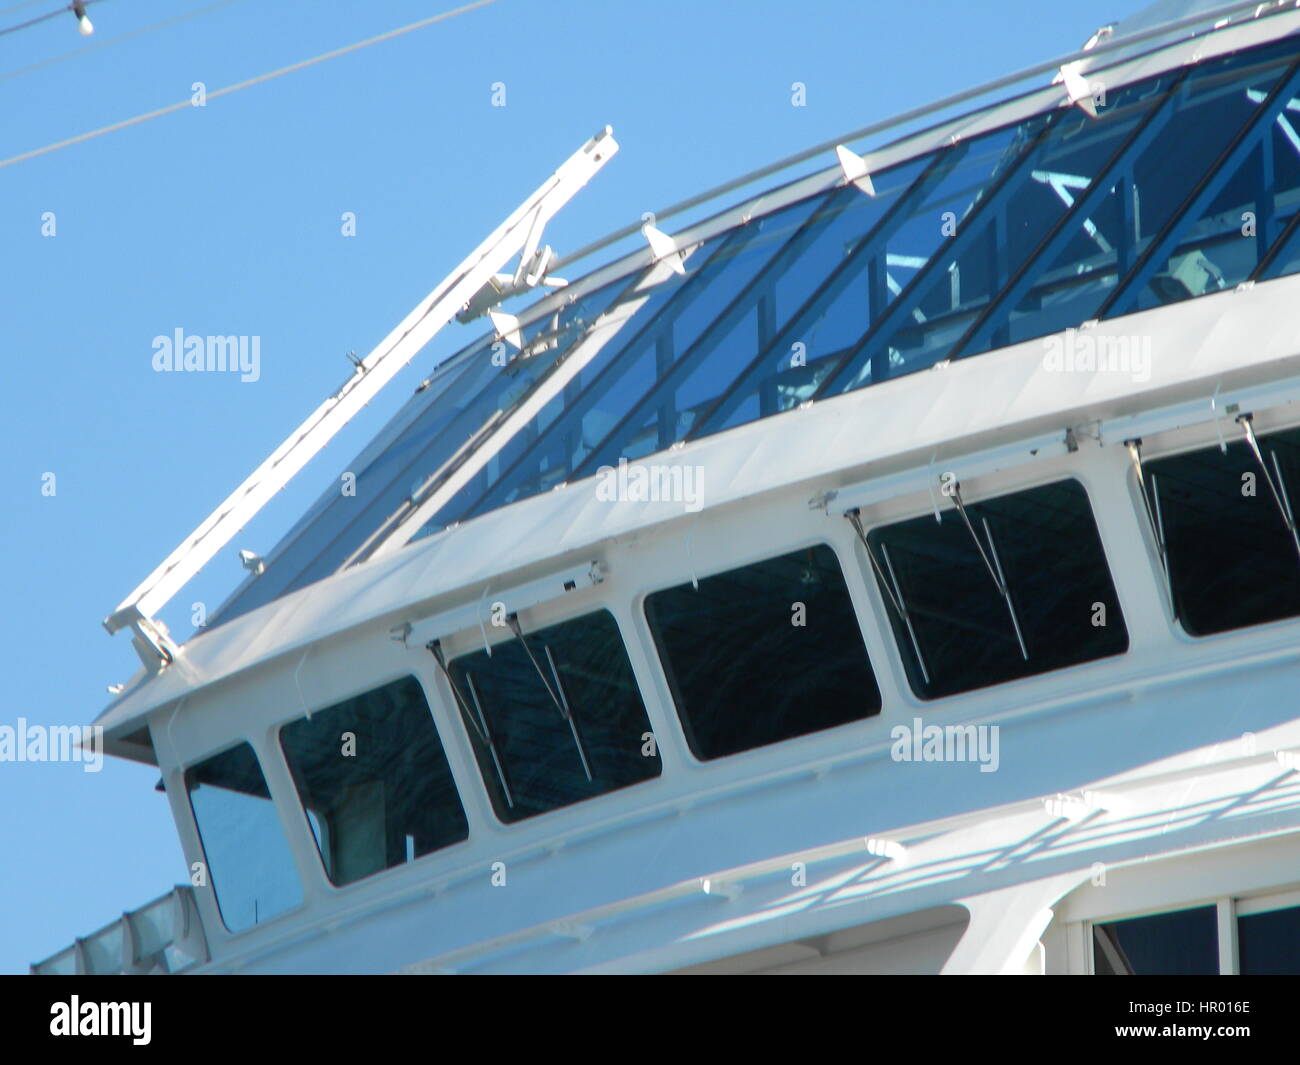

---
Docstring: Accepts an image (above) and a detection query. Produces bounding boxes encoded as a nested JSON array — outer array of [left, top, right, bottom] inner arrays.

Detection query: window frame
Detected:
[[274, 672, 473, 890], [638, 536, 886, 766], [182, 738, 308, 936], [855, 474, 1131, 702], [437, 604, 666, 826], [1081, 886, 1300, 974]]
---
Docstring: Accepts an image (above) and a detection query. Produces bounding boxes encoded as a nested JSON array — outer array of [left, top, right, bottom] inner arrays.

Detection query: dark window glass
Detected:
[[447, 609, 659, 823], [1147, 426, 1300, 636], [866, 479, 1127, 699], [1093, 906, 1219, 975], [279, 676, 468, 886], [186, 742, 302, 933], [644, 544, 881, 760], [1238, 904, 1300, 974]]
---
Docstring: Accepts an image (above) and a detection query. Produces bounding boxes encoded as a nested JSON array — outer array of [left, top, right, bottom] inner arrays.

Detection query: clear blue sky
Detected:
[[0, 0, 1154, 972]]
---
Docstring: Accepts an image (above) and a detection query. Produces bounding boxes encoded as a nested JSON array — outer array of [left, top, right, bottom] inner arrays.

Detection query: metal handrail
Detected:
[[553, 0, 1288, 275]]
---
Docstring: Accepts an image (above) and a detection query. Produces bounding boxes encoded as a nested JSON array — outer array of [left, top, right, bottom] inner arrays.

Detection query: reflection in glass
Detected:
[[280, 676, 468, 886], [186, 742, 302, 934], [447, 609, 659, 822], [645, 544, 880, 760]]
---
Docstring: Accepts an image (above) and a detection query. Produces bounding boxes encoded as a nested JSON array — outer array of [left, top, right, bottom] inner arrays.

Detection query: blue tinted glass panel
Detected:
[[439, 195, 825, 524], [218, 277, 627, 612], [951, 72, 1183, 356], [698, 122, 1043, 437], [280, 676, 467, 887], [1111, 49, 1300, 315], [186, 742, 302, 933]]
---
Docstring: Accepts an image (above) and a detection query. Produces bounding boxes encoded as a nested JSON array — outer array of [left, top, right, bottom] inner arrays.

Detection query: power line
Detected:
[[0, 0, 243, 84], [0, 0, 107, 38], [0, 0, 61, 16], [0, 0, 500, 170]]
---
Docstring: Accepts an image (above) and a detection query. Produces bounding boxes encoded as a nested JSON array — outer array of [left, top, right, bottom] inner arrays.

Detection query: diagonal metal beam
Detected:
[[679, 146, 971, 442], [810, 111, 1063, 400], [1099, 58, 1300, 319], [948, 69, 1189, 361]]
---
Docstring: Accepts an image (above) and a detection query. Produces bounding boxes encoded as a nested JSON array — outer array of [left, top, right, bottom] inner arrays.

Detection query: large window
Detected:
[[185, 742, 302, 934], [443, 609, 660, 823], [644, 544, 881, 760], [1093, 905, 1219, 975], [862, 479, 1127, 699], [280, 676, 468, 887], [1144, 424, 1300, 635]]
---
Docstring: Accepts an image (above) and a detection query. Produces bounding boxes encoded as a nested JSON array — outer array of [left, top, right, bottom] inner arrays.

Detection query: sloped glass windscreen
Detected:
[[279, 676, 468, 886], [644, 544, 881, 760], [445, 609, 660, 823], [185, 742, 303, 933], [1145, 423, 1300, 635], [863, 479, 1127, 699], [213, 33, 1300, 627]]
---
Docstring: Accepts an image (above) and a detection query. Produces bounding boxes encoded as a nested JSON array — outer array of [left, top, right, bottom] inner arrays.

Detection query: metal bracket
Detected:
[[835, 144, 877, 196], [111, 606, 181, 672], [1125, 438, 1178, 620]]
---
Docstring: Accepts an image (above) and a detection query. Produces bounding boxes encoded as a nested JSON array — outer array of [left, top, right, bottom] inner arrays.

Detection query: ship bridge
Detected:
[[39, 0, 1300, 975]]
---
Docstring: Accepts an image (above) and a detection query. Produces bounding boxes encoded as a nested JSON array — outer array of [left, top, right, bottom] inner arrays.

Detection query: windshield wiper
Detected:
[[506, 615, 594, 781], [427, 640, 514, 808]]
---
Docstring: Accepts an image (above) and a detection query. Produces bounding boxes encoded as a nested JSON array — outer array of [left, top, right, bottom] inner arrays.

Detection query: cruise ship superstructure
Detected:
[[34, 0, 1300, 975]]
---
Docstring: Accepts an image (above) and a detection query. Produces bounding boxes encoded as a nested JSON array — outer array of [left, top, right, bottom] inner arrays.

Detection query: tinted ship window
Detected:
[[863, 479, 1127, 699], [445, 609, 659, 823], [185, 742, 302, 933], [644, 544, 881, 760], [280, 676, 468, 887], [1146, 425, 1300, 635], [1238, 904, 1300, 975], [1093, 906, 1219, 975]]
